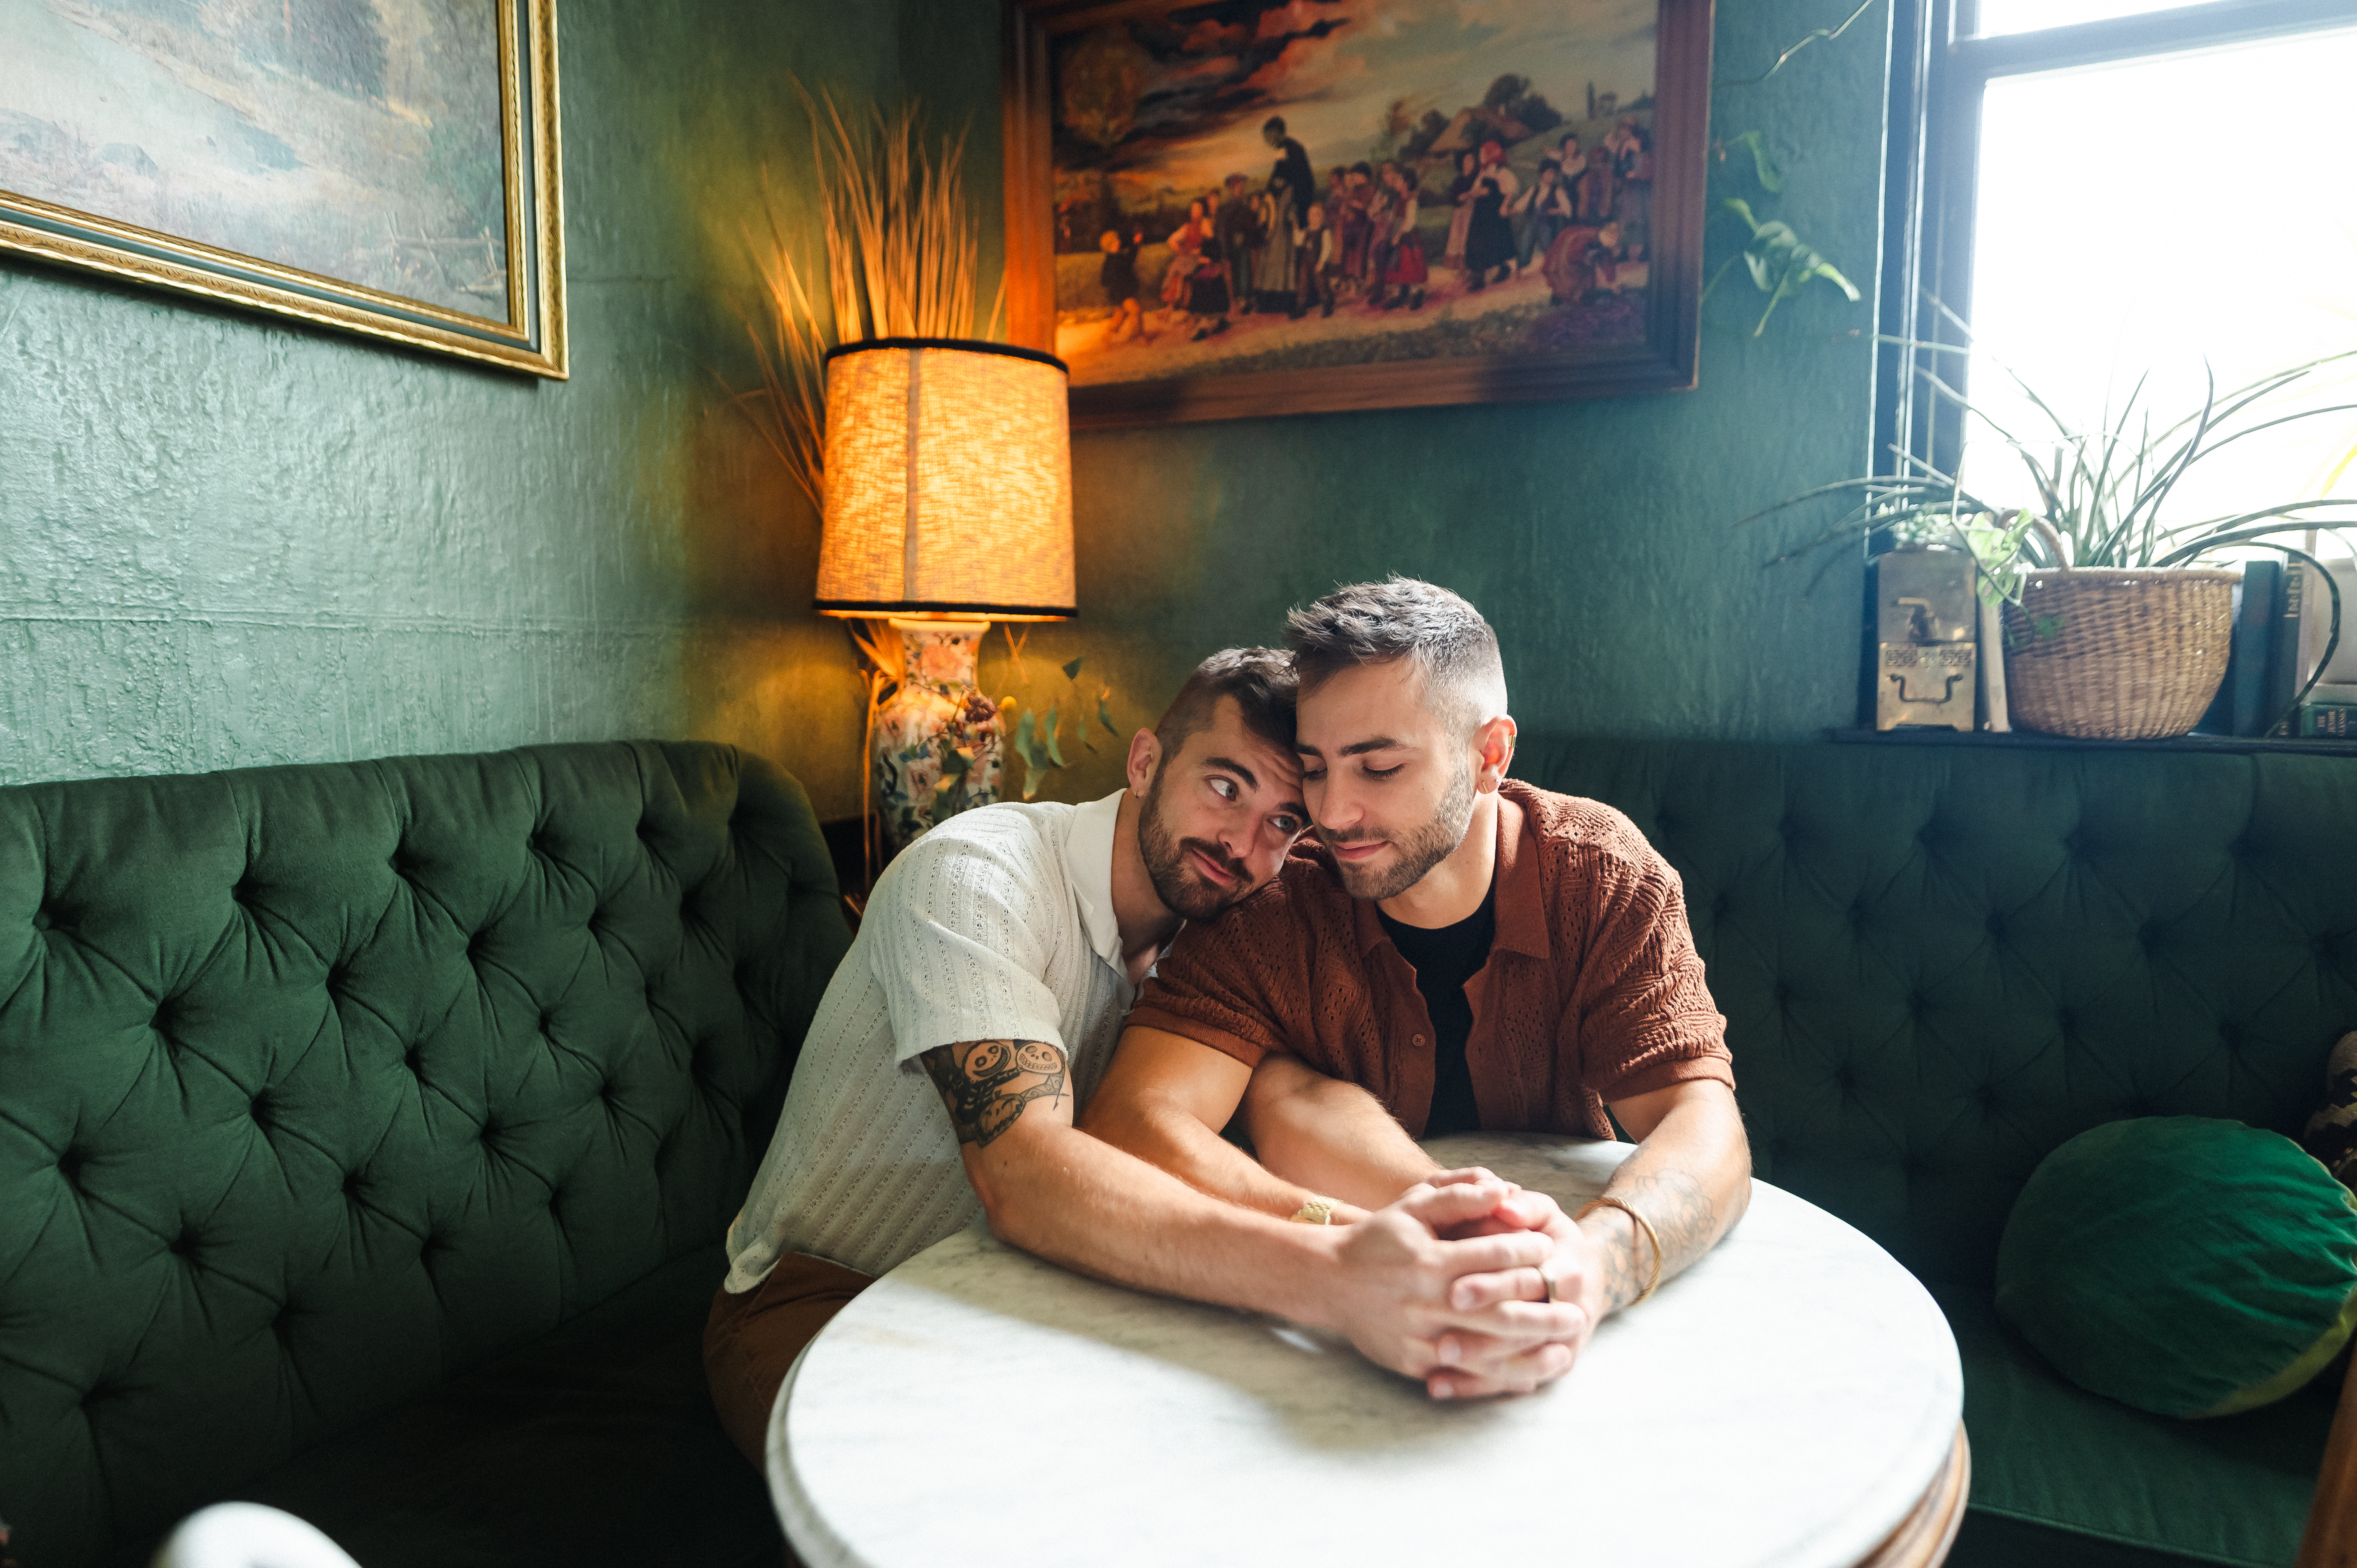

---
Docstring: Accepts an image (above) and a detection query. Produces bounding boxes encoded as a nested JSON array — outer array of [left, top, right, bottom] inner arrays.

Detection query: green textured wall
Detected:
[[4, 0, 1891, 818], [0, 0, 887, 813]]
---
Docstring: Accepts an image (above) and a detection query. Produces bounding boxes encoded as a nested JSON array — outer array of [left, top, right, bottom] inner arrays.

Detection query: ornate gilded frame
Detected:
[[0, 0, 567, 378]]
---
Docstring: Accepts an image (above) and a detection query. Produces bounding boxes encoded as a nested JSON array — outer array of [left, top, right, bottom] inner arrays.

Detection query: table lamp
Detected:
[[814, 336, 1074, 852]]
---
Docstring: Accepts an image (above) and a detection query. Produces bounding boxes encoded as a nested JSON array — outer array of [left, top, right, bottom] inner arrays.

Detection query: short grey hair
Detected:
[[1283, 576, 1508, 735]]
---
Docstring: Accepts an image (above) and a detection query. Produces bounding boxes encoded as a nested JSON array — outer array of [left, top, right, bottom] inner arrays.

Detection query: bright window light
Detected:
[[1973, 2, 2209, 35], [1956, 26, 2357, 554]]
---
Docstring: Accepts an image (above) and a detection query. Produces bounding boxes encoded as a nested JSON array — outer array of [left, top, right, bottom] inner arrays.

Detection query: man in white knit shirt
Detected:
[[703, 648, 1594, 1464]]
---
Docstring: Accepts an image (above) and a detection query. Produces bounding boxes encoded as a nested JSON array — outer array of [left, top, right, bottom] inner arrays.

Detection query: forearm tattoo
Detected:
[[1593, 1167, 1722, 1313], [919, 1039, 1070, 1148]]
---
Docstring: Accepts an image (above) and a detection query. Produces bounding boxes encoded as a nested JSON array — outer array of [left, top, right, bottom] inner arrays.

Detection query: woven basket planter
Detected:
[[2000, 567, 2237, 739]]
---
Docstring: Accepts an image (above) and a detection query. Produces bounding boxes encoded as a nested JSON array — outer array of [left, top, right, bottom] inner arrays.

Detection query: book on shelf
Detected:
[[2293, 558, 2357, 686], [2262, 558, 2307, 736], [2232, 559, 2280, 737], [2299, 700, 2357, 738]]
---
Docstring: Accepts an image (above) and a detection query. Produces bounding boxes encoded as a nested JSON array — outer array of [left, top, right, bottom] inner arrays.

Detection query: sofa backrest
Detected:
[[0, 741, 850, 1564], [1518, 737, 2357, 1289]]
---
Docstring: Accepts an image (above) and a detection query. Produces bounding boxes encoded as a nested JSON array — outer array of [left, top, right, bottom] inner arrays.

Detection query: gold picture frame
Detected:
[[0, 0, 566, 378]]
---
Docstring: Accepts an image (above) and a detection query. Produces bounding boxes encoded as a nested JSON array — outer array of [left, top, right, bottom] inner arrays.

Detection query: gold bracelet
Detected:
[[1576, 1197, 1663, 1305], [1290, 1195, 1336, 1225]]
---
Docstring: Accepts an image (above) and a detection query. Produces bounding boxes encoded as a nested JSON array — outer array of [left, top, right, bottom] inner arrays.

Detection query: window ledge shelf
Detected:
[[1827, 727, 2357, 758]]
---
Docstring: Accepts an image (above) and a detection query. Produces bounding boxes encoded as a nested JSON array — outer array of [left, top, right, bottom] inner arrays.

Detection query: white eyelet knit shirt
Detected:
[[724, 790, 1137, 1287]]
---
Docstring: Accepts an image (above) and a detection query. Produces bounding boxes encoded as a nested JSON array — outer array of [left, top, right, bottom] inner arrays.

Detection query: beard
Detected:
[[1138, 773, 1257, 922], [1318, 755, 1477, 902]]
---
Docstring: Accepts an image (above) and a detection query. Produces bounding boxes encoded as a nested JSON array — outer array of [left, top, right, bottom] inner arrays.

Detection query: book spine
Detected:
[[2233, 559, 2281, 737], [2317, 560, 2357, 685], [2264, 560, 2306, 736], [2297, 562, 2330, 695], [2300, 701, 2357, 738]]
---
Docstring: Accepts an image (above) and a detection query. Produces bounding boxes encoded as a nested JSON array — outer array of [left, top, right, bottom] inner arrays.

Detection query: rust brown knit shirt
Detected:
[[1127, 780, 1733, 1139]]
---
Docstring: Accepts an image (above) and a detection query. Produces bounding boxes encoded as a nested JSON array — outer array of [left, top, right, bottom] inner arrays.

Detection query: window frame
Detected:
[[1872, 0, 2357, 487]]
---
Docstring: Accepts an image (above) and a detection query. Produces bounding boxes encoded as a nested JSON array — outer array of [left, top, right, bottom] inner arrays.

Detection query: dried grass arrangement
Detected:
[[735, 85, 1005, 510], [734, 87, 1010, 896]]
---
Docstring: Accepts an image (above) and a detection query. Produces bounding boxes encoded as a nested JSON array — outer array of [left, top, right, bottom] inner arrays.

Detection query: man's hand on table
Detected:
[[1423, 1170, 1612, 1386], [1315, 1176, 1594, 1400]]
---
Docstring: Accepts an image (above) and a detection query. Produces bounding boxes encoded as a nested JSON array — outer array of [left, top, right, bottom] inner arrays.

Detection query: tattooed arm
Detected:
[[920, 1038, 1073, 1149]]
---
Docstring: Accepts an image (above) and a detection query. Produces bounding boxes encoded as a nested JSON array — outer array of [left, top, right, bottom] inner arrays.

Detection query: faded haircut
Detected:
[[1283, 576, 1509, 736], [1153, 646, 1298, 777]]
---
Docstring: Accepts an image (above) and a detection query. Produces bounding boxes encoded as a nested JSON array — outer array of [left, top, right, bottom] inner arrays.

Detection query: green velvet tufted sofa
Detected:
[[6, 733, 2349, 1568], [1520, 736, 2354, 1568], [0, 741, 851, 1568]]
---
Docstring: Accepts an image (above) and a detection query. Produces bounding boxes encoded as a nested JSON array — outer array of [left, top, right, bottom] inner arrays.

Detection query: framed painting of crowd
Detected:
[[1004, 0, 1709, 427], [0, 0, 565, 377]]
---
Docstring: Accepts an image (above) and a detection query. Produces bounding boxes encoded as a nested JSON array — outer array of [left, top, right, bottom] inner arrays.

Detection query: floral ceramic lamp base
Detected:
[[873, 618, 1005, 851]]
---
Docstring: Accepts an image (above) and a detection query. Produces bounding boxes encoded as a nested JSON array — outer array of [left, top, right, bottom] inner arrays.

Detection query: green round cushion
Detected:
[[1995, 1116, 2357, 1419]]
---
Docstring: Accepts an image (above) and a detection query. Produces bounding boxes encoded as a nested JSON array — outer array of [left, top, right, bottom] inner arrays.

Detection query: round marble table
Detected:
[[767, 1134, 1967, 1568]]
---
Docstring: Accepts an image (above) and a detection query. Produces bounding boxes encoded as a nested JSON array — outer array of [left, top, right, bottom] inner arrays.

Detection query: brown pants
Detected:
[[702, 1252, 875, 1467]]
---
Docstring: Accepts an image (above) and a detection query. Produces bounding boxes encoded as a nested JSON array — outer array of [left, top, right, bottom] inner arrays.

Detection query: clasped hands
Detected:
[[1315, 1168, 1604, 1400]]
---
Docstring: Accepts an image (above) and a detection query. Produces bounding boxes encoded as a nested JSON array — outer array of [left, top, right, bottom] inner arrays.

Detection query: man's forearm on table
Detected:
[[968, 1119, 1342, 1320], [971, 1120, 1587, 1398], [1078, 1090, 1327, 1220], [1243, 1055, 1443, 1211], [1584, 1080, 1751, 1313]]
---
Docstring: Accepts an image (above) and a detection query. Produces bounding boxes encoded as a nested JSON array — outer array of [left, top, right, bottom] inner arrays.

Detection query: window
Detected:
[[1878, 0, 2357, 533]]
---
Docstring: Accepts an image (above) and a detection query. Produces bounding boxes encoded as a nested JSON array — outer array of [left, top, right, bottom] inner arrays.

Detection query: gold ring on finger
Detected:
[[1538, 1263, 1558, 1303]]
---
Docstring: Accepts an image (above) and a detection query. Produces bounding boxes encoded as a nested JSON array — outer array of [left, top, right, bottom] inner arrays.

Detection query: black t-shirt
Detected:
[[1376, 881, 1497, 1138]]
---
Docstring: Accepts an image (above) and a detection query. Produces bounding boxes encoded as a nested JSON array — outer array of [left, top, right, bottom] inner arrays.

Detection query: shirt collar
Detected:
[[1063, 789, 1129, 968], [1491, 786, 1550, 961], [1349, 786, 1550, 961]]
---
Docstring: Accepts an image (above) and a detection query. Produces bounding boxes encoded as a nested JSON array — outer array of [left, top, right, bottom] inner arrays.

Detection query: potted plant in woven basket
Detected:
[[1746, 308, 2357, 739]]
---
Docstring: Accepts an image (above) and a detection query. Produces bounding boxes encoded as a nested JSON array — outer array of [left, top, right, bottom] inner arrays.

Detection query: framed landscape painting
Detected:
[[0, 0, 565, 377], [1004, 0, 1709, 427]]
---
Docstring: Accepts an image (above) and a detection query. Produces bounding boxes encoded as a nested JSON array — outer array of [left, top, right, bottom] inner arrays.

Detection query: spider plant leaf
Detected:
[[1062, 657, 1085, 681], [1098, 695, 1118, 738], [1726, 129, 1785, 193], [2149, 503, 2357, 566], [1803, 258, 1862, 302], [1044, 704, 1067, 767]]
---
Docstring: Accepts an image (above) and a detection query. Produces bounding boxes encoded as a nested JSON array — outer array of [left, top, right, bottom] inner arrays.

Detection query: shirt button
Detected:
[[1412, 1034, 1427, 1047]]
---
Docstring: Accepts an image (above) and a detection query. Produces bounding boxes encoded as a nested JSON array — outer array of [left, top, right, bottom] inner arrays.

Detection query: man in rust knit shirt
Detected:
[[1081, 577, 1751, 1387]]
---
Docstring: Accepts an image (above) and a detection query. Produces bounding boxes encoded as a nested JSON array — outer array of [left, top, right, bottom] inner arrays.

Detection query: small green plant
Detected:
[[1747, 302, 2357, 580], [1700, 0, 1880, 340], [1703, 195, 1860, 337], [1003, 642, 1122, 800], [1739, 298, 2357, 721]]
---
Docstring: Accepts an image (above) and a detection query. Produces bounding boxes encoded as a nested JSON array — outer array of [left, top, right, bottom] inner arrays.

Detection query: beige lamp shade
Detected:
[[814, 337, 1076, 620]]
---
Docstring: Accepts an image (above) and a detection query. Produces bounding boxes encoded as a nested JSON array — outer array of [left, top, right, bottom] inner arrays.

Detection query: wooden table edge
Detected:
[[1854, 1425, 1970, 1568]]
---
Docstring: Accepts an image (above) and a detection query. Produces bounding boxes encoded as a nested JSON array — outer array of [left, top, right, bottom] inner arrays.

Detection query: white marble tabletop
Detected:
[[767, 1134, 1963, 1568]]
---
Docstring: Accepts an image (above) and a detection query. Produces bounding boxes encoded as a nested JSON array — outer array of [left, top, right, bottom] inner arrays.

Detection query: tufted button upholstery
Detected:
[[0, 740, 850, 1565], [1518, 736, 2357, 1290]]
